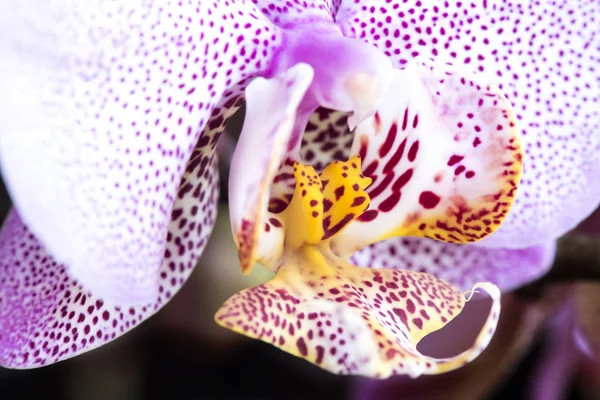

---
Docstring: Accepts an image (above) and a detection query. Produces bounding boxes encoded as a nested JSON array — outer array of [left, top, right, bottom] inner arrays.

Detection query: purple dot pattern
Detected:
[[351, 238, 556, 293], [0, 0, 290, 368], [0, 149, 218, 368], [336, 0, 600, 247], [0, 1, 282, 305]]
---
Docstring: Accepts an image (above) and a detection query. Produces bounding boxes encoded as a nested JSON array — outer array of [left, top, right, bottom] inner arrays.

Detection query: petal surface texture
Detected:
[[216, 245, 500, 379], [0, 151, 218, 368], [334, 58, 522, 255], [0, 1, 280, 304], [336, 0, 600, 247], [351, 239, 556, 292]]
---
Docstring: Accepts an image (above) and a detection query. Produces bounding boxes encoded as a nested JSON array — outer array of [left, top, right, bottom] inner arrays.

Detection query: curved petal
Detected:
[[0, 1, 280, 304], [216, 247, 500, 378], [336, 1, 600, 247], [0, 147, 218, 368], [334, 58, 522, 255], [351, 238, 556, 292], [228, 63, 315, 273]]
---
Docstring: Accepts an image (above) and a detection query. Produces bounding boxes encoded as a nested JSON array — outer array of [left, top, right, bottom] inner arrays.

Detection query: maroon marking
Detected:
[[351, 196, 367, 207], [419, 191, 441, 209], [393, 308, 410, 330], [315, 345, 325, 364], [296, 337, 308, 356], [472, 137, 482, 147], [363, 160, 379, 177], [447, 155, 464, 166], [368, 173, 394, 199], [401, 107, 409, 131], [358, 209, 379, 222], [465, 171, 475, 179], [321, 214, 355, 240], [268, 198, 288, 214], [392, 168, 413, 191], [379, 192, 401, 212], [323, 199, 333, 212], [359, 136, 368, 160], [273, 172, 294, 183], [412, 318, 424, 329], [379, 123, 398, 157], [406, 298, 416, 314], [309, 199, 318, 207], [454, 165, 466, 175], [383, 138, 407, 173], [334, 185, 345, 200], [269, 218, 282, 228], [412, 114, 419, 128], [407, 141, 419, 162]]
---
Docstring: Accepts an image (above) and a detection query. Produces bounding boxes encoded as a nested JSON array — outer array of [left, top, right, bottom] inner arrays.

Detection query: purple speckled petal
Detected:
[[251, 0, 337, 26], [0, 145, 218, 368], [0, 1, 281, 304], [351, 238, 556, 292], [336, 1, 600, 248]]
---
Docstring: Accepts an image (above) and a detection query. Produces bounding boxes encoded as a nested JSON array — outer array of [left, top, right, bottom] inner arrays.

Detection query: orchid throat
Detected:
[[220, 23, 522, 379]]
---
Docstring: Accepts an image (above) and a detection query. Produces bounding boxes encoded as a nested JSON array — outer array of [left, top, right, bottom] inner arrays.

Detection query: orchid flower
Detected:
[[0, 1, 598, 378]]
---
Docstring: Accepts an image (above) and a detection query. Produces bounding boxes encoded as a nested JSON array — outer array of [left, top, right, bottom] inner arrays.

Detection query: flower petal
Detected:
[[0, 1, 280, 304], [252, 0, 337, 26], [336, 1, 600, 247], [351, 238, 556, 292], [228, 63, 315, 272], [0, 149, 218, 368], [333, 58, 522, 254], [216, 247, 500, 378]]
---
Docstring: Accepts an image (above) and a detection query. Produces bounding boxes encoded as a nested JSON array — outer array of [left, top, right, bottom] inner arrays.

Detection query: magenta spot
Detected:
[[296, 337, 308, 356], [401, 108, 409, 130], [465, 171, 476, 179], [412, 318, 424, 329], [472, 137, 482, 147], [392, 168, 413, 191], [406, 298, 416, 314], [407, 141, 419, 162], [454, 165, 466, 176], [447, 155, 464, 166], [379, 123, 398, 157], [419, 191, 441, 209], [379, 192, 401, 212]]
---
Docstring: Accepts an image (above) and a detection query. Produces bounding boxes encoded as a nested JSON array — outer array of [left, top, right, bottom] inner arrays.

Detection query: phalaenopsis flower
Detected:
[[0, 0, 597, 378]]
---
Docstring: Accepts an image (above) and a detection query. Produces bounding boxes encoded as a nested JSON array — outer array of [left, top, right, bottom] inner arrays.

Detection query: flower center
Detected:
[[280, 154, 370, 253]]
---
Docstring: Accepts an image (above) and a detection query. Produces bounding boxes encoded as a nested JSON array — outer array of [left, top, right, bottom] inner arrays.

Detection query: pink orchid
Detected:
[[0, 1, 598, 378]]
